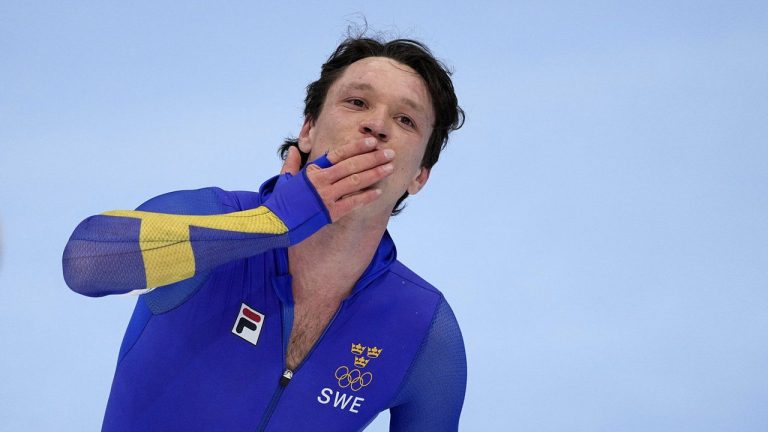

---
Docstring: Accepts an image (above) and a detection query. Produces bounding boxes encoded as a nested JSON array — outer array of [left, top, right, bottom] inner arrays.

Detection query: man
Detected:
[[63, 35, 466, 431]]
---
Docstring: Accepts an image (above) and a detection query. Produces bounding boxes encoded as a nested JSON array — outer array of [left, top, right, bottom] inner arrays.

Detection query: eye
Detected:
[[346, 98, 366, 108], [398, 115, 416, 129]]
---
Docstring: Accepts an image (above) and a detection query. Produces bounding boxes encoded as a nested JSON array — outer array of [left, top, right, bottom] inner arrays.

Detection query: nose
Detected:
[[359, 112, 389, 142]]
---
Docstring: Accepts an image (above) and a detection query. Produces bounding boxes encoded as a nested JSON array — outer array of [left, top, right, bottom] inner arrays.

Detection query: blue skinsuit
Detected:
[[64, 166, 466, 431]]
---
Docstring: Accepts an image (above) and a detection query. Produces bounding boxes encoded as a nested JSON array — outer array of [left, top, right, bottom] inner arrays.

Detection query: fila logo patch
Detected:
[[232, 303, 265, 346]]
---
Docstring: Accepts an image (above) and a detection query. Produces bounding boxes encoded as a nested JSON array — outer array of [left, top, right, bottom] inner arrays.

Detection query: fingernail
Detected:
[[365, 138, 376, 147], [383, 163, 394, 172], [383, 149, 395, 159]]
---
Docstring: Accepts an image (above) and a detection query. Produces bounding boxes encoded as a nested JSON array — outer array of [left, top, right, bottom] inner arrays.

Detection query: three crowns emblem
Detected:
[[351, 343, 382, 368]]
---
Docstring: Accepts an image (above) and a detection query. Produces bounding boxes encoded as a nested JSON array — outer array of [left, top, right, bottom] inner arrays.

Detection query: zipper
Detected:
[[279, 368, 294, 386], [256, 369, 293, 432], [256, 289, 295, 432], [256, 291, 346, 431]]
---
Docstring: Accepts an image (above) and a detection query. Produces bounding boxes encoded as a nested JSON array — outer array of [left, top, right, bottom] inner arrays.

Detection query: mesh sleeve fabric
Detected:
[[62, 162, 331, 297], [388, 297, 467, 432]]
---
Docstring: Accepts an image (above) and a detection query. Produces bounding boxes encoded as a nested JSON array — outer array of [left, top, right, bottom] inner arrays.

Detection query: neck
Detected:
[[287, 211, 389, 303]]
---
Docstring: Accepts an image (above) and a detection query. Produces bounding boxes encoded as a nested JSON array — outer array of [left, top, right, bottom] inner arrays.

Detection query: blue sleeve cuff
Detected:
[[262, 155, 333, 245], [311, 154, 333, 169]]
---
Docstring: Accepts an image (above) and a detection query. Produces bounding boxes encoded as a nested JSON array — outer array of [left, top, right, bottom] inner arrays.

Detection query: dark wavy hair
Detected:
[[279, 35, 464, 215]]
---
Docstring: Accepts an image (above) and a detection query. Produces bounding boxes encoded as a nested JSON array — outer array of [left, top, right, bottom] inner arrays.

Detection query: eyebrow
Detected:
[[341, 82, 428, 116], [344, 82, 374, 92]]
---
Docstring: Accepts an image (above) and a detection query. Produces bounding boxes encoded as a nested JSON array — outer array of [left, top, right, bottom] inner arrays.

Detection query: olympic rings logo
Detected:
[[335, 366, 373, 392]]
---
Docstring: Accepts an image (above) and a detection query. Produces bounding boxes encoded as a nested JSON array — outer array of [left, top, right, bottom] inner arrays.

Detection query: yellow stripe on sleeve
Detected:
[[102, 207, 288, 288]]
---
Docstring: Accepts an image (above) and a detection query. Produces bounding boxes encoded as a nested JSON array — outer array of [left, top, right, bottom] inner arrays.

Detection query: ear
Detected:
[[298, 117, 314, 153], [407, 166, 431, 195]]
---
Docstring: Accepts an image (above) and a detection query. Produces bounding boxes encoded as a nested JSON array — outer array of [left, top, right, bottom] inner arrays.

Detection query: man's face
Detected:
[[298, 56, 435, 218]]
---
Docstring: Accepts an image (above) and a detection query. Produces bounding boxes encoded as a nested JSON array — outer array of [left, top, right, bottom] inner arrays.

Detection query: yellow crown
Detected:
[[354, 356, 370, 368], [351, 343, 365, 355], [367, 347, 382, 358]]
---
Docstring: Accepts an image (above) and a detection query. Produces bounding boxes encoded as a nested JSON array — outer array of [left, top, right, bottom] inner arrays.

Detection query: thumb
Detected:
[[280, 145, 301, 175]]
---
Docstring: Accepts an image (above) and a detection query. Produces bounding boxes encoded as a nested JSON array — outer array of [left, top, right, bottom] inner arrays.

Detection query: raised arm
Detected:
[[63, 137, 394, 297]]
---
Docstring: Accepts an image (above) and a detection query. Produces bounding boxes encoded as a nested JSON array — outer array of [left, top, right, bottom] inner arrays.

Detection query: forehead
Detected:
[[331, 57, 434, 121]]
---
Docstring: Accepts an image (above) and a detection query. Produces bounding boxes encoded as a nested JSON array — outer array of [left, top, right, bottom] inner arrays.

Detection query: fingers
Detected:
[[329, 189, 383, 220], [330, 162, 393, 199], [323, 147, 395, 184], [280, 145, 301, 176], [304, 137, 396, 222], [325, 137, 377, 165]]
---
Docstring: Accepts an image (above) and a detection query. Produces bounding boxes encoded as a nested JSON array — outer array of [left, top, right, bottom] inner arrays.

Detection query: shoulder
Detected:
[[385, 260, 464, 328], [136, 187, 262, 214], [388, 260, 445, 297], [385, 260, 464, 345]]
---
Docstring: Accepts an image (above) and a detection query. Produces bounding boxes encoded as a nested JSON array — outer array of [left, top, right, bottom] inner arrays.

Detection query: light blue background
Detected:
[[2, 1, 767, 430]]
